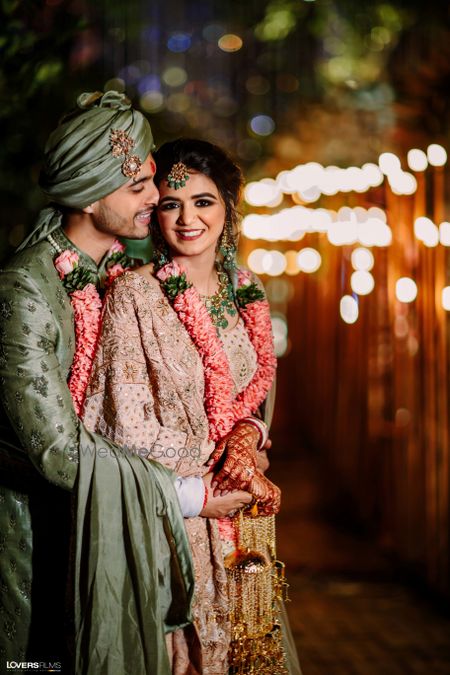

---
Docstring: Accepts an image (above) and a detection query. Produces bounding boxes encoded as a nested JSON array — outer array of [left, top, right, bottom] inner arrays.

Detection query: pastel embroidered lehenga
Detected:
[[82, 269, 300, 674]]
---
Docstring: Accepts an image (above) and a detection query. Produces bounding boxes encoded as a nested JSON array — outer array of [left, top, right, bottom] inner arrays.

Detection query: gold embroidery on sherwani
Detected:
[[82, 271, 258, 675]]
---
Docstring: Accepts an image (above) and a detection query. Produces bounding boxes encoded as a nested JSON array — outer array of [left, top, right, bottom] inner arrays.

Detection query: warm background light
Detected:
[[285, 250, 300, 275], [340, 295, 359, 324], [350, 270, 375, 296], [396, 278, 418, 303], [414, 216, 439, 246], [218, 34, 243, 52], [442, 287, 450, 311], [351, 247, 375, 271], [388, 171, 417, 195], [407, 148, 428, 172], [427, 143, 447, 167], [247, 248, 268, 274], [439, 222, 450, 246], [263, 250, 287, 276], [378, 152, 401, 175], [297, 247, 322, 273]]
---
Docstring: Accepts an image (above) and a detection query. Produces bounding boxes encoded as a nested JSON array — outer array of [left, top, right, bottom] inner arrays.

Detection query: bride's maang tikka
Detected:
[[166, 161, 190, 189]]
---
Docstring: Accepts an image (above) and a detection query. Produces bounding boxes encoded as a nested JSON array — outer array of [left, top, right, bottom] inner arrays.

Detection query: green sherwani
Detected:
[[0, 227, 194, 673]]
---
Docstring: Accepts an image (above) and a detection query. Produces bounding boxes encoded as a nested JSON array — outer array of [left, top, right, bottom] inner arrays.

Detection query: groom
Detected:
[[0, 91, 197, 674]]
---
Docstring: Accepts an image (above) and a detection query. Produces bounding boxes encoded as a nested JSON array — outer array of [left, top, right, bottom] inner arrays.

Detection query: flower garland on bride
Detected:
[[53, 240, 133, 415], [156, 259, 287, 674], [156, 260, 277, 442]]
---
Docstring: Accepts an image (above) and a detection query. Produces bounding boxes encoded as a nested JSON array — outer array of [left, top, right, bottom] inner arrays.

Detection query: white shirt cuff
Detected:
[[174, 475, 205, 517]]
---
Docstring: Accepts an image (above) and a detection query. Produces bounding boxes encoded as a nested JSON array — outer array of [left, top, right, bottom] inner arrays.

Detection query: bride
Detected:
[[83, 138, 300, 674]]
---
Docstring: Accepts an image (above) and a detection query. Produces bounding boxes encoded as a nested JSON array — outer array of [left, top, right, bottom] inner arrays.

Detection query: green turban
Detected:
[[17, 90, 154, 251]]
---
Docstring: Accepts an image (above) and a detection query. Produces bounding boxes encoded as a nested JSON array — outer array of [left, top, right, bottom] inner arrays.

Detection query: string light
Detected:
[[340, 295, 359, 324], [378, 152, 401, 175], [350, 271, 375, 295], [427, 144, 447, 167], [247, 248, 268, 274], [242, 143, 445, 327], [414, 217, 439, 246], [388, 171, 417, 195], [396, 278, 418, 303], [422, 229, 439, 247], [407, 149, 428, 172], [297, 248, 322, 273], [439, 222, 450, 246], [442, 287, 450, 311], [351, 247, 374, 271], [362, 163, 384, 187], [265, 251, 287, 276]]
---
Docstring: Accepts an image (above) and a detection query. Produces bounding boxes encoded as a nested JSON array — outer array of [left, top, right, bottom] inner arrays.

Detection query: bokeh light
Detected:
[[264, 250, 287, 276], [388, 171, 417, 195], [427, 144, 447, 167], [442, 287, 450, 311], [396, 278, 418, 303], [104, 78, 125, 93], [414, 217, 439, 246], [247, 248, 268, 274], [340, 295, 359, 324], [407, 149, 428, 172], [351, 247, 375, 271], [140, 91, 164, 112], [137, 74, 161, 95], [297, 248, 322, 273], [167, 33, 191, 53], [350, 270, 375, 295], [439, 222, 450, 246], [218, 34, 243, 52], [378, 152, 401, 175], [244, 179, 280, 207], [249, 114, 275, 136], [162, 66, 188, 87]]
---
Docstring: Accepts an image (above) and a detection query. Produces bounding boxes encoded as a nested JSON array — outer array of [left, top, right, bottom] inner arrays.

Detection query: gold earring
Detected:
[[219, 221, 237, 271]]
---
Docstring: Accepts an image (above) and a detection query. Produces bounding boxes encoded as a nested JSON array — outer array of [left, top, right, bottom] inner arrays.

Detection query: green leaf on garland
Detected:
[[162, 273, 191, 300], [106, 251, 133, 269], [61, 266, 96, 293], [235, 283, 265, 308]]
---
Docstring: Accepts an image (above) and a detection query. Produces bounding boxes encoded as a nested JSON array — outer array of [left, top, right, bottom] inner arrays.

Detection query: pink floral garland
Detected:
[[156, 261, 277, 441], [67, 284, 102, 415], [54, 240, 129, 415]]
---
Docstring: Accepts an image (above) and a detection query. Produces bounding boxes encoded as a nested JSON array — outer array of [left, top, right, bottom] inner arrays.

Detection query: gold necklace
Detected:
[[200, 266, 237, 330]]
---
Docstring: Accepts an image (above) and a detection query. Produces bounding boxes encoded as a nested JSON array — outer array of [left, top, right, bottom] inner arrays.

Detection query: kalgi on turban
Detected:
[[17, 90, 154, 251]]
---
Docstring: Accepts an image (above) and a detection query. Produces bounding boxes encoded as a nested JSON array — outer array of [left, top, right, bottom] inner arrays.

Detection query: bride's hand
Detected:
[[211, 422, 260, 492], [256, 448, 270, 474], [200, 472, 252, 518]]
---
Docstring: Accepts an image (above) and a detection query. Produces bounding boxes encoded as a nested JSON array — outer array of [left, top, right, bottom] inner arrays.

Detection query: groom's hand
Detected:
[[200, 472, 252, 518]]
